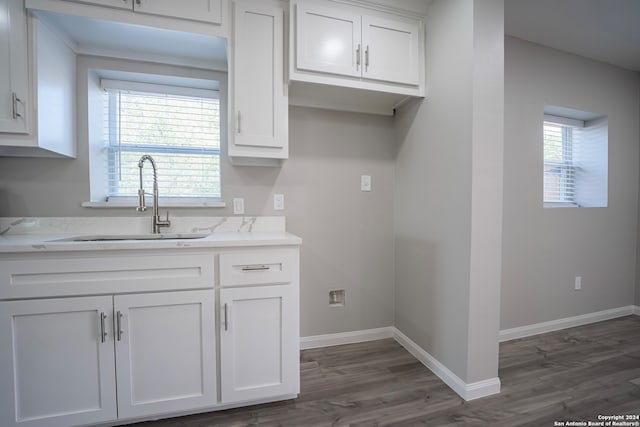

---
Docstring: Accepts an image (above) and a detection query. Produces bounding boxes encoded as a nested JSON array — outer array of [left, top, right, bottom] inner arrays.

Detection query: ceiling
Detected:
[[505, 0, 640, 72]]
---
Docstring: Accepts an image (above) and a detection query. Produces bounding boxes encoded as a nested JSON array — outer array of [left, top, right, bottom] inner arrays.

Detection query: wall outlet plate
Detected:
[[233, 198, 245, 215]]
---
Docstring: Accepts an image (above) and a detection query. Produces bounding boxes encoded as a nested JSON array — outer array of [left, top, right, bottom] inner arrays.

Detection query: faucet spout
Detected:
[[137, 155, 171, 234]]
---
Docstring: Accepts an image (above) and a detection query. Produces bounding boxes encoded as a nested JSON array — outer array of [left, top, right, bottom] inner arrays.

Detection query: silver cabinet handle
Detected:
[[356, 44, 361, 70], [365, 45, 370, 70], [241, 265, 270, 271], [224, 303, 228, 331], [12, 92, 23, 119], [116, 311, 123, 341], [237, 111, 241, 134], [100, 312, 108, 343]]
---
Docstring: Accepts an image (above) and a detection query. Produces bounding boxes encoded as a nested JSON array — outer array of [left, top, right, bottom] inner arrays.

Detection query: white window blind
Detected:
[[102, 80, 221, 200], [543, 120, 577, 204]]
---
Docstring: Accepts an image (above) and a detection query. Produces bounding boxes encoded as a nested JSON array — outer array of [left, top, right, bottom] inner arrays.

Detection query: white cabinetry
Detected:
[[290, 0, 425, 115], [0, 297, 116, 427], [229, 0, 288, 164], [219, 250, 300, 403], [361, 15, 420, 86], [0, 11, 76, 157], [26, 0, 228, 37], [0, 0, 30, 134], [0, 289, 216, 427], [59, 0, 223, 24], [114, 291, 217, 419], [135, 0, 223, 24]]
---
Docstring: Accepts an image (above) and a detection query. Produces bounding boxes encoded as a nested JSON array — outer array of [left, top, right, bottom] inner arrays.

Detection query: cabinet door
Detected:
[[0, 0, 30, 134], [0, 297, 117, 427], [220, 285, 299, 404], [231, 0, 287, 155], [295, 2, 361, 78], [361, 15, 420, 86], [59, 0, 132, 9], [114, 290, 217, 419], [134, 0, 223, 24]]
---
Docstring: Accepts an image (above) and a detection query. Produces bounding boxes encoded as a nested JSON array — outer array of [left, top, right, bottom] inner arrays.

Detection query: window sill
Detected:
[[82, 200, 226, 209], [544, 202, 580, 208]]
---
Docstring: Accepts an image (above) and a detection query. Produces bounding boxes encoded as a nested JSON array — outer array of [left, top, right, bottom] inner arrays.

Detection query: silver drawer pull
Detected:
[[224, 303, 228, 331], [241, 265, 270, 272], [100, 312, 108, 343], [116, 311, 123, 341]]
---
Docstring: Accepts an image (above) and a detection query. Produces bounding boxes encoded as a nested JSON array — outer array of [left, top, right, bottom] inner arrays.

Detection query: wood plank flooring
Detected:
[[129, 316, 640, 426]]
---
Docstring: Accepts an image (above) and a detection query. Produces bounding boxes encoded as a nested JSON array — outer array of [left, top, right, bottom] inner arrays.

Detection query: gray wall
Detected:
[[0, 100, 396, 337], [394, 0, 504, 384], [502, 36, 640, 330]]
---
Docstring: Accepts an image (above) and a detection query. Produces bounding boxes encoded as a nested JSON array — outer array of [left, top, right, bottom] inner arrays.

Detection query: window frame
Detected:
[[543, 114, 586, 208]]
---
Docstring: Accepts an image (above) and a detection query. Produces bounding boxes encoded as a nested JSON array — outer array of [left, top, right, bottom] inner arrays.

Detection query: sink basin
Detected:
[[51, 233, 210, 242]]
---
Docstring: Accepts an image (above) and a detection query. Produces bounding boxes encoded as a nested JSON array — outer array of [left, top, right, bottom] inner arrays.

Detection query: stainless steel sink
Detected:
[[50, 233, 209, 242]]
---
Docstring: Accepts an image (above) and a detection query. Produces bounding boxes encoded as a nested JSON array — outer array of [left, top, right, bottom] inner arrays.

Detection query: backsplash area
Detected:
[[0, 216, 286, 236]]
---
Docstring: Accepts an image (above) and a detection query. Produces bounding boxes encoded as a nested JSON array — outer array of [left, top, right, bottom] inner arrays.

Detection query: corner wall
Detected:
[[394, 0, 504, 389], [502, 37, 640, 330]]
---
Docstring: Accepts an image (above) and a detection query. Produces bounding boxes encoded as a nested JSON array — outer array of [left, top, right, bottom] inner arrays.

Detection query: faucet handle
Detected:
[[157, 210, 171, 228]]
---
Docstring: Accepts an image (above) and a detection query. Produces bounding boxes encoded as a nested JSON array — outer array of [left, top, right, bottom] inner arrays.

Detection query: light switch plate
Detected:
[[233, 198, 245, 215], [274, 194, 284, 210]]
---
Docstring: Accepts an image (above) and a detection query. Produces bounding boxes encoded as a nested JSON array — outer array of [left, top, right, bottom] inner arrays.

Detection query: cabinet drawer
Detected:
[[0, 252, 215, 299], [219, 250, 296, 286]]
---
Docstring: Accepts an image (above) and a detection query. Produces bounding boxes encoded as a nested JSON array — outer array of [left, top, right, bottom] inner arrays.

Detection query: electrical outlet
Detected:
[[575, 276, 582, 290], [274, 194, 284, 210], [361, 175, 371, 192], [233, 198, 245, 215]]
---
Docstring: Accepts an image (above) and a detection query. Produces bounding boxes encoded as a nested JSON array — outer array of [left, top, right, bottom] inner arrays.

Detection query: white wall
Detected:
[[394, 0, 503, 385], [502, 36, 640, 330]]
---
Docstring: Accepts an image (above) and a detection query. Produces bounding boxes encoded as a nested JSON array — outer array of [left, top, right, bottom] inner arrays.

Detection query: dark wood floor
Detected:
[[129, 316, 640, 426]]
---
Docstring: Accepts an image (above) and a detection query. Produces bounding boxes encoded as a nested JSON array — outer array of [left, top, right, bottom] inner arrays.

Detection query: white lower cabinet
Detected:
[[0, 245, 301, 426], [0, 296, 117, 427], [220, 284, 299, 404], [0, 290, 216, 427], [114, 291, 217, 419]]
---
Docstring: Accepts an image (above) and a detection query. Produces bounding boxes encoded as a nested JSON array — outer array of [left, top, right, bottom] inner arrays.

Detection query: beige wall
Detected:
[[502, 36, 640, 330]]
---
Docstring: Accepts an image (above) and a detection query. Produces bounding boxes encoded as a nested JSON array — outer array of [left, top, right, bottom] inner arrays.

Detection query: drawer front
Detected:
[[219, 250, 296, 286], [0, 252, 215, 299]]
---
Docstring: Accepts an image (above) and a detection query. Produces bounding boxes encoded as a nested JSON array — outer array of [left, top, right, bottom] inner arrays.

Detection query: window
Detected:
[[543, 106, 608, 208], [543, 120, 576, 204], [102, 79, 221, 201]]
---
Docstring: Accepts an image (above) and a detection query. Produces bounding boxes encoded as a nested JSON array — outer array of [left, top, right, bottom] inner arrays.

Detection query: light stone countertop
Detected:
[[0, 216, 302, 253]]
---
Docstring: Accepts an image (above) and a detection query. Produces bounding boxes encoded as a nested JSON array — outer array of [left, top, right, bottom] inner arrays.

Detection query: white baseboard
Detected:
[[300, 327, 394, 350], [499, 305, 636, 342], [392, 328, 500, 401], [300, 326, 500, 401]]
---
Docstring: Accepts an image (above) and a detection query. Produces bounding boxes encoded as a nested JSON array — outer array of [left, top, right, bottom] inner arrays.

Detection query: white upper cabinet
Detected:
[[26, 0, 228, 37], [229, 0, 288, 164], [60, 0, 223, 24], [0, 0, 31, 134], [361, 15, 420, 86], [133, 0, 223, 24], [289, 0, 425, 115], [0, 10, 76, 158], [295, 3, 361, 78], [66, 0, 131, 10]]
